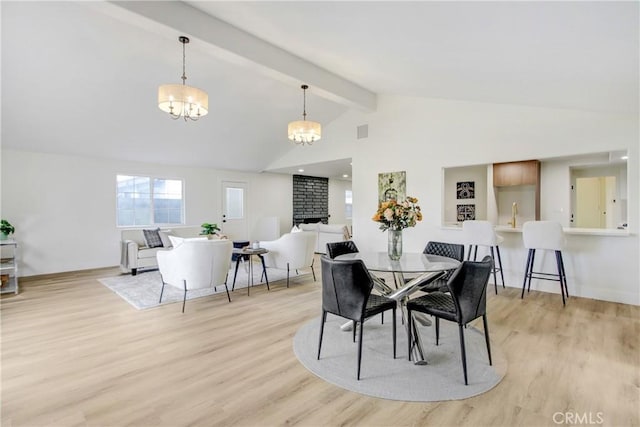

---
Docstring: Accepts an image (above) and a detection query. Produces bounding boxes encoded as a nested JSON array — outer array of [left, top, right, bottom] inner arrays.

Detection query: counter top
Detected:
[[441, 224, 631, 237]]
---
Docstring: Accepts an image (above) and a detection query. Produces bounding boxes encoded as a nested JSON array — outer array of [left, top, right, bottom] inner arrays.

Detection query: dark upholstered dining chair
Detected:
[[318, 255, 397, 380], [401, 241, 464, 292], [407, 256, 493, 385], [326, 240, 359, 259], [419, 241, 465, 292]]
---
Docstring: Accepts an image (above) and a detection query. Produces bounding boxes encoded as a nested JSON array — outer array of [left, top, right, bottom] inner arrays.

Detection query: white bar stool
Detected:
[[521, 221, 568, 306], [462, 220, 505, 294]]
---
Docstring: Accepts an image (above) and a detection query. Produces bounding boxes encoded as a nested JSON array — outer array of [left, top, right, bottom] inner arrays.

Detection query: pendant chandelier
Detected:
[[158, 36, 208, 121], [288, 84, 321, 145]]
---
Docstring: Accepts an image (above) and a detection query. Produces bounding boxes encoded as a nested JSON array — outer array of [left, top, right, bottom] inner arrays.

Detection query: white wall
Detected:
[[1, 149, 292, 276], [328, 179, 352, 226], [321, 95, 638, 305]]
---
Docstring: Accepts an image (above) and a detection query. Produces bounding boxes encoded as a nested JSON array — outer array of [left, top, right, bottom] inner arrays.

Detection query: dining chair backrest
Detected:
[[423, 241, 465, 283], [424, 241, 465, 261], [446, 255, 493, 324], [320, 255, 373, 322], [522, 221, 564, 251], [462, 220, 499, 246], [326, 240, 359, 259]]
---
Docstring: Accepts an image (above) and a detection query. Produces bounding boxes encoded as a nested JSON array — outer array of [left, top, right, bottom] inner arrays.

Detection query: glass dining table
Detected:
[[335, 251, 461, 365]]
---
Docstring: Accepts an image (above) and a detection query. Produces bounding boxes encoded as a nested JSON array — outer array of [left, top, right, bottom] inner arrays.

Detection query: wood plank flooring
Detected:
[[1, 258, 639, 427]]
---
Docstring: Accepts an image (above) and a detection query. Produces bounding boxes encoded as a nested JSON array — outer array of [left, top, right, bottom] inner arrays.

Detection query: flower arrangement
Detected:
[[372, 196, 422, 231]]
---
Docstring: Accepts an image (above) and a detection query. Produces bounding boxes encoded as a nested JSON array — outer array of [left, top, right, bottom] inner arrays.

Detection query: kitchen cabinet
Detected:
[[493, 160, 540, 187], [493, 160, 540, 222]]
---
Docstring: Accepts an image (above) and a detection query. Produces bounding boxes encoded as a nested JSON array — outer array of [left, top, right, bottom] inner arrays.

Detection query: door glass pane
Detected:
[[226, 188, 244, 219]]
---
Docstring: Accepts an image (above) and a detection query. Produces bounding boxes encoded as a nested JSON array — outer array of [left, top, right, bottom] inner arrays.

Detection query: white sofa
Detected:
[[259, 231, 317, 287], [298, 223, 351, 254], [120, 226, 207, 275]]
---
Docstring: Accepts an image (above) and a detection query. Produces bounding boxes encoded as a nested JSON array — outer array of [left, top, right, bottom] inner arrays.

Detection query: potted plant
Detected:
[[200, 223, 221, 239], [0, 219, 15, 240]]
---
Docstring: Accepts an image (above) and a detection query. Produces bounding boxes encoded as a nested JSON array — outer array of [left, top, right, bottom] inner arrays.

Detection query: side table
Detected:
[[231, 247, 270, 295]]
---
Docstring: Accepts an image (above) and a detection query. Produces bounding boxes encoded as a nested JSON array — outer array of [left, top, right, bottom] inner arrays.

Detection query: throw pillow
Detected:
[[158, 230, 173, 247], [291, 225, 302, 233], [143, 228, 163, 248]]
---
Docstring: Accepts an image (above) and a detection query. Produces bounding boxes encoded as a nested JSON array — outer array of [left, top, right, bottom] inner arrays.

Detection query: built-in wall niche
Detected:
[[442, 165, 488, 225], [442, 150, 629, 230]]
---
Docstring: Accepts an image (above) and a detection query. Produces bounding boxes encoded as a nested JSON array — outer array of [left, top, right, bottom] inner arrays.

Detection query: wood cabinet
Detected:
[[493, 160, 541, 221], [493, 160, 540, 187]]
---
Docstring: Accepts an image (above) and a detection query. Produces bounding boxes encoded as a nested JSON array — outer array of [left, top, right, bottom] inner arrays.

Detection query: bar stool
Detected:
[[462, 220, 505, 294], [521, 221, 568, 306]]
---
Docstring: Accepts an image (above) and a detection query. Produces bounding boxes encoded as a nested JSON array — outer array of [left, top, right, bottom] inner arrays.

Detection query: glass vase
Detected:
[[387, 229, 403, 260]]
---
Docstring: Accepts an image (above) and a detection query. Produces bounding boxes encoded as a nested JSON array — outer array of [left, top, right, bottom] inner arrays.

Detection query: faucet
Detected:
[[508, 202, 518, 228]]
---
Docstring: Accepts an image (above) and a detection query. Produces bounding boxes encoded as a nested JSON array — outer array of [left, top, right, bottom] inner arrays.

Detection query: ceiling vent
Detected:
[[357, 124, 368, 139]]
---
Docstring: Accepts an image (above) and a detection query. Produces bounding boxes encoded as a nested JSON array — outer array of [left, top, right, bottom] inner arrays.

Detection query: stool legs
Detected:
[[521, 249, 534, 298], [470, 244, 504, 294], [495, 246, 505, 288], [521, 248, 568, 306]]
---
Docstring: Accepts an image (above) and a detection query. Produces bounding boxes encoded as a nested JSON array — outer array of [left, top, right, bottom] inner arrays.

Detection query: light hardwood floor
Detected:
[[2, 258, 639, 427]]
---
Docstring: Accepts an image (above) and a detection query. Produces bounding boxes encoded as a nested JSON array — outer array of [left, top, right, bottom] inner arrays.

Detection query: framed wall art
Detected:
[[457, 204, 476, 221], [456, 181, 475, 199], [378, 171, 406, 203]]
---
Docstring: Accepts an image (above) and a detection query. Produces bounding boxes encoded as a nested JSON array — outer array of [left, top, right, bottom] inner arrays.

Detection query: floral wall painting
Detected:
[[457, 204, 476, 221], [457, 181, 475, 199], [378, 171, 406, 204]]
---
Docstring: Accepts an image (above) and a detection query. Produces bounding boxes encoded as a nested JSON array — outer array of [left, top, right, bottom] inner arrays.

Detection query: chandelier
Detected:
[[288, 84, 321, 145], [158, 36, 208, 121]]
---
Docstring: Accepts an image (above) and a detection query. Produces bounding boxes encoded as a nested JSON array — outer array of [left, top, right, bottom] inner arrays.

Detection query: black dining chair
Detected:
[[327, 240, 393, 324], [318, 255, 397, 380], [401, 241, 464, 292], [407, 255, 493, 385], [419, 241, 465, 292], [326, 240, 359, 259]]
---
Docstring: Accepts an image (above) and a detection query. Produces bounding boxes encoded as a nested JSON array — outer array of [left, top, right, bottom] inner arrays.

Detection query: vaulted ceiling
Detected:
[[2, 1, 637, 180]]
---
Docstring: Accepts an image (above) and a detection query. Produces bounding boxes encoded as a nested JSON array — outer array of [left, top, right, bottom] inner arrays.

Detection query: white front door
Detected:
[[222, 181, 248, 240]]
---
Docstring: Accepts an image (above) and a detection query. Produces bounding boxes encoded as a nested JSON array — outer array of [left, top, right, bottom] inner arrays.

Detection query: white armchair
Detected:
[[259, 231, 317, 287], [157, 239, 233, 312]]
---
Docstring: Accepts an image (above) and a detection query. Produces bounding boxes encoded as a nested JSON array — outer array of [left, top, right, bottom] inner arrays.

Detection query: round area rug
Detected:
[[293, 314, 507, 401]]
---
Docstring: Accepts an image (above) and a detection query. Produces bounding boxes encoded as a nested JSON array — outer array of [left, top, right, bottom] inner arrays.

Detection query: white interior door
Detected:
[[576, 177, 604, 228], [222, 181, 248, 240]]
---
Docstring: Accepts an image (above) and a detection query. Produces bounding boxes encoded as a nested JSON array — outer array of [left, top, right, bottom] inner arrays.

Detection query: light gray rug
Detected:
[[99, 264, 310, 310], [293, 314, 507, 402]]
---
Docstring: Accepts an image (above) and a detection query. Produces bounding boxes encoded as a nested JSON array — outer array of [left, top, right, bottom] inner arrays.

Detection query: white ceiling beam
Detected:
[[101, 0, 377, 112]]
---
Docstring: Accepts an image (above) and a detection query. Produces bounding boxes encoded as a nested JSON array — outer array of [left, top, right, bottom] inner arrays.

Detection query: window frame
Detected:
[[345, 189, 353, 220], [116, 174, 186, 228]]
